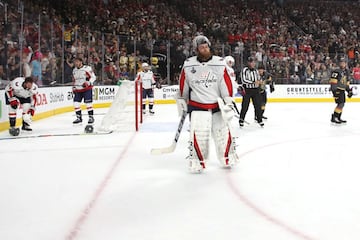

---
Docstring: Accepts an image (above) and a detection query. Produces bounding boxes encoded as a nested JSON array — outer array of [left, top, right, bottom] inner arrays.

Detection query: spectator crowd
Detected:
[[0, 0, 359, 88]]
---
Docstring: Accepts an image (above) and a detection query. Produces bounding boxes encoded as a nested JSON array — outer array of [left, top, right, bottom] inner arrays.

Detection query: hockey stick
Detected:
[[231, 101, 250, 125], [150, 110, 187, 155], [0, 130, 113, 140]]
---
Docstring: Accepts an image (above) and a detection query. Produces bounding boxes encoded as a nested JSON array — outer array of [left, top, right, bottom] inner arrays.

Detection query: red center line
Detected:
[[65, 133, 137, 240]]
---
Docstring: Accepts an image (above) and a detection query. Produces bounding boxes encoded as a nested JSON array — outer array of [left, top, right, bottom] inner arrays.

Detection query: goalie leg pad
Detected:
[[212, 112, 239, 167], [188, 111, 212, 173]]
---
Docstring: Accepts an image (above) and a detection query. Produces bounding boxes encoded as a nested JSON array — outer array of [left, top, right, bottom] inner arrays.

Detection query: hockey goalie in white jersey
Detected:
[[5, 76, 38, 136], [177, 35, 239, 173]]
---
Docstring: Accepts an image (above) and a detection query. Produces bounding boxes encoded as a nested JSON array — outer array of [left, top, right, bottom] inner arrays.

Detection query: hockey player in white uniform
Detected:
[[5, 77, 38, 135], [72, 57, 97, 124], [135, 62, 156, 115], [224, 55, 239, 95], [177, 35, 239, 173]]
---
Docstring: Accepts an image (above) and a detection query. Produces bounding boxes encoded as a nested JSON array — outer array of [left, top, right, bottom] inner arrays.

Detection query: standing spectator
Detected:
[[239, 57, 264, 127], [72, 57, 97, 124], [30, 51, 43, 86], [63, 53, 74, 85], [329, 58, 353, 124], [352, 63, 360, 84], [22, 46, 33, 78], [135, 62, 156, 115], [103, 59, 119, 85], [177, 35, 238, 173], [320, 64, 331, 84]]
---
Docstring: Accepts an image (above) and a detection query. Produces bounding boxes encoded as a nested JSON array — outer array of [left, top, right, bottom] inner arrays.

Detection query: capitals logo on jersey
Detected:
[[193, 71, 218, 88]]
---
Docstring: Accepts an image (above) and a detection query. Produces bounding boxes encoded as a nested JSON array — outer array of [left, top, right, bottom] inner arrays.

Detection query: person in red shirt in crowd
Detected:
[[352, 63, 360, 84]]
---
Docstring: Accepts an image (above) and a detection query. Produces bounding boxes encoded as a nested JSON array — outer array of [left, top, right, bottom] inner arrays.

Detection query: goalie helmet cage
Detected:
[[98, 80, 143, 132]]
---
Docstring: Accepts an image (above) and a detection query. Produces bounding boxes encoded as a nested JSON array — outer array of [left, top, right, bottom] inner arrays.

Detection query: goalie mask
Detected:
[[192, 35, 211, 52]]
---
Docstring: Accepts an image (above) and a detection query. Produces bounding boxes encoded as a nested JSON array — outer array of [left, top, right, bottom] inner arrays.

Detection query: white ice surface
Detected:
[[1, 102, 360, 240]]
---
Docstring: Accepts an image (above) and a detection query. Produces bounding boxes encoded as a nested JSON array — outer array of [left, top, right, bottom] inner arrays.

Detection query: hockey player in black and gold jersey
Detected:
[[258, 64, 274, 120], [329, 57, 353, 124]]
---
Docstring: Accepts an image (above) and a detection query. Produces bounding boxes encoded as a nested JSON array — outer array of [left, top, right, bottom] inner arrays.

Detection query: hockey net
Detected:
[[98, 80, 142, 132]]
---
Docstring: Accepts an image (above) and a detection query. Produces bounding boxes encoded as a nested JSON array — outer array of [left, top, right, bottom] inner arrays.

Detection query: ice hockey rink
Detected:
[[1, 102, 360, 240]]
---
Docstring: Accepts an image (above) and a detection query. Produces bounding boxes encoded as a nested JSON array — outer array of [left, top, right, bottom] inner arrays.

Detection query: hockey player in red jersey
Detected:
[[5, 77, 38, 135], [177, 35, 239, 173]]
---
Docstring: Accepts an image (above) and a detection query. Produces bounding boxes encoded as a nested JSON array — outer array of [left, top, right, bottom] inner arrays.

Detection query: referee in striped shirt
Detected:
[[238, 57, 264, 127]]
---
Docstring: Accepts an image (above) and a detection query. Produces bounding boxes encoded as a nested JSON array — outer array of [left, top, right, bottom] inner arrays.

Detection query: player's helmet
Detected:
[[192, 35, 211, 52], [224, 56, 235, 67], [142, 62, 150, 71], [351, 86, 358, 95]]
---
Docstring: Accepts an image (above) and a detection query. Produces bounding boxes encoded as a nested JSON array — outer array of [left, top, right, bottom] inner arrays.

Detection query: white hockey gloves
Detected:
[[218, 97, 236, 123]]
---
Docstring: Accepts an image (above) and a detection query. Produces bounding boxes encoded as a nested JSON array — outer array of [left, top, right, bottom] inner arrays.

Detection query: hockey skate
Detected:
[[73, 115, 82, 124], [9, 127, 20, 136], [142, 110, 146, 115], [331, 114, 342, 125], [239, 119, 244, 127], [338, 113, 347, 124], [188, 158, 205, 173], [222, 154, 239, 168], [258, 121, 264, 127], [21, 122, 32, 131], [149, 109, 155, 115], [88, 115, 95, 124]]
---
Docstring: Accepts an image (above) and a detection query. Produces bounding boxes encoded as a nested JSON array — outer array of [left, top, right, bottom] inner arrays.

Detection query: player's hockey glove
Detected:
[[28, 106, 35, 116], [218, 97, 236, 124], [83, 81, 91, 88], [9, 97, 19, 109], [347, 88, 353, 98], [155, 81, 162, 89], [237, 86, 246, 96], [270, 83, 275, 93]]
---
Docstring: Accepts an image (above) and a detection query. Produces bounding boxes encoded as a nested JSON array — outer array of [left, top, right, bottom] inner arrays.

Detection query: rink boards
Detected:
[[0, 84, 359, 131]]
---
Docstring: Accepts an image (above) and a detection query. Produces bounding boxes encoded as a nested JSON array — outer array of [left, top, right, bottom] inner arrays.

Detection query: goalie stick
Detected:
[[150, 110, 187, 155], [0, 130, 113, 140], [231, 101, 250, 125]]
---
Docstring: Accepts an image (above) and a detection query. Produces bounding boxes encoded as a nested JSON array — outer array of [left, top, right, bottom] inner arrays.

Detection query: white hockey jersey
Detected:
[[135, 70, 155, 89], [72, 65, 96, 92], [226, 65, 238, 96], [5, 77, 38, 104], [179, 56, 233, 110]]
